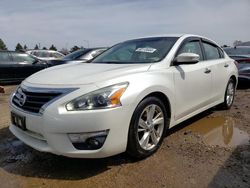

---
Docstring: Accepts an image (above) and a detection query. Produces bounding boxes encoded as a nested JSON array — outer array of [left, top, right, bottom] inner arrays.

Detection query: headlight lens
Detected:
[[66, 82, 128, 111]]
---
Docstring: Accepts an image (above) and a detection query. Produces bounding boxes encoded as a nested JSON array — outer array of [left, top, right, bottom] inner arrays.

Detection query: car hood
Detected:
[[25, 62, 151, 85]]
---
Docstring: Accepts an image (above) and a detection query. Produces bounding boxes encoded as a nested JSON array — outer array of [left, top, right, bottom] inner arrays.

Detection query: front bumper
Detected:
[[9, 100, 133, 158]]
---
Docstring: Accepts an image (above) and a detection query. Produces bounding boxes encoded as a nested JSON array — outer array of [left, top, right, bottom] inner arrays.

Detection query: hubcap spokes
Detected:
[[226, 82, 234, 106], [137, 104, 164, 150]]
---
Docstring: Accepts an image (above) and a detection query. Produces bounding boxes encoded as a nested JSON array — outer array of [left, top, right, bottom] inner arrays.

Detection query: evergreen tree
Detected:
[[0, 38, 8, 50], [15, 43, 23, 51], [34, 44, 39, 50], [49, 45, 57, 51], [23, 44, 28, 50]]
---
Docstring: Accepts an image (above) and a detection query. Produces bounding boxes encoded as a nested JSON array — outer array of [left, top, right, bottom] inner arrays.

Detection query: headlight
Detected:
[[66, 82, 128, 111]]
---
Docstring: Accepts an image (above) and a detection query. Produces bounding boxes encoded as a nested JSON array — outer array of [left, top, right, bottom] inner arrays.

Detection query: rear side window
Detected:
[[40, 52, 49, 58], [203, 42, 220, 60], [32, 51, 39, 56], [52, 52, 64, 58], [0, 52, 11, 62], [49, 53, 55, 58], [177, 41, 204, 61]]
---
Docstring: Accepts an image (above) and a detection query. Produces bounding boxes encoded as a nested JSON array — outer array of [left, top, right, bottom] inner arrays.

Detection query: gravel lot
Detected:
[[0, 84, 249, 188]]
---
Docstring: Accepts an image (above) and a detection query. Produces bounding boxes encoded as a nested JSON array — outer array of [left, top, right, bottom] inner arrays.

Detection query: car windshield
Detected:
[[63, 49, 89, 60], [224, 47, 250, 55], [92, 37, 178, 64]]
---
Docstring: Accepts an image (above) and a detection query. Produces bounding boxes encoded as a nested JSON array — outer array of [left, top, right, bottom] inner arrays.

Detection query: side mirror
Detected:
[[174, 53, 200, 65]]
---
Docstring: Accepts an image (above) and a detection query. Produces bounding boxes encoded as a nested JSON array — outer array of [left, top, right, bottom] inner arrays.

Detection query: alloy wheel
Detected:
[[137, 104, 164, 150], [226, 82, 235, 106]]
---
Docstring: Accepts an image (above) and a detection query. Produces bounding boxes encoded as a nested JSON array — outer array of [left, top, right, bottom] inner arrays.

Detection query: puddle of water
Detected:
[[183, 116, 250, 147]]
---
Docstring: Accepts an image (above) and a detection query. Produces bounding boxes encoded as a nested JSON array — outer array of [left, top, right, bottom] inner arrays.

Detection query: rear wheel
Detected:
[[219, 78, 236, 109], [127, 97, 168, 159]]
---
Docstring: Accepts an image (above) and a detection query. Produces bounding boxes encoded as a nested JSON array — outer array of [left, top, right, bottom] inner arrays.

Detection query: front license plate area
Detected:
[[11, 112, 26, 131]]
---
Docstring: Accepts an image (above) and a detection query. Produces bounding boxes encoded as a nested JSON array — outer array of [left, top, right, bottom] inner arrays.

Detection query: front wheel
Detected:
[[219, 78, 236, 109], [127, 97, 169, 159]]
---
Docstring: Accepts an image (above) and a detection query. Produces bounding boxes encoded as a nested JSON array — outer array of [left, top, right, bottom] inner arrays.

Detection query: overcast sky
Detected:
[[0, 0, 249, 50]]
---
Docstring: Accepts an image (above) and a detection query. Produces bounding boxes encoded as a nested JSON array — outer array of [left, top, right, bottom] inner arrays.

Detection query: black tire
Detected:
[[219, 78, 236, 110], [127, 96, 169, 159]]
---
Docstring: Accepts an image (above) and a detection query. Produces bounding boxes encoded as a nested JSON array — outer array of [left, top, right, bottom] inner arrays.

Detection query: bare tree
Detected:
[[233, 40, 242, 47]]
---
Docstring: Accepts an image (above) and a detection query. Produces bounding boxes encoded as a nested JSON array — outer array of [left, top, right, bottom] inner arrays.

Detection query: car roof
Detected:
[[0, 50, 27, 54], [122, 34, 218, 43], [120, 34, 220, 48], [27, 50, 61, 53], [127, 33, 209, 39]]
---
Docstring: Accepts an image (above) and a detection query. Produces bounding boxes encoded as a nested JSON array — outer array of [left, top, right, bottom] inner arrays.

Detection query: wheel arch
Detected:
[[126, 90, 173, 158], [142, 91, 171, 120], [230, 75, 237, 85]]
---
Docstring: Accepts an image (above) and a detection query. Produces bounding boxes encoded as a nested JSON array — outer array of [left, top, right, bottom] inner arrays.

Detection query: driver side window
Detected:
[[177, 41, 203, 61]]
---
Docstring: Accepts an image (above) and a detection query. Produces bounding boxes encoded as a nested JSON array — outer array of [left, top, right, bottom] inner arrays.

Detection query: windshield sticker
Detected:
[[135, 47, 157, 53]]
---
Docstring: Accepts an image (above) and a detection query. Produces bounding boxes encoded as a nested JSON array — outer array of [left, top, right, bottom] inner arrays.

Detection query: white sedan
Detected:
[[9, 34, 238, 158]]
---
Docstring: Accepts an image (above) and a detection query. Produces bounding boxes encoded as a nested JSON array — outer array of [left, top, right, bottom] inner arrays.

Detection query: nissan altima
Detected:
[[9, 34, 238, 158]]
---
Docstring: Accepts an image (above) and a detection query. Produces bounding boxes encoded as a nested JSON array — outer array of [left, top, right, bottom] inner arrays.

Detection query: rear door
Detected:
[[11, 52, 47, 80], [201, 40, 229, 102], [173, 38, 213, 121]]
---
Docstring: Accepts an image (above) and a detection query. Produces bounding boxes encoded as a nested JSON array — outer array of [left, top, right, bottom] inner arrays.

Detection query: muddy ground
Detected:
[[0, 84, 249, 188]]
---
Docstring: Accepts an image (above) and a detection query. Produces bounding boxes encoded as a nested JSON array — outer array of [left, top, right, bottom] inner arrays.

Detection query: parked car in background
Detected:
[[0, 51, 48, 84], [26, 50, 65, 61], [9, 34, 238, 159], [227, 55, 250, 60], [47, 48, 107, 66], [223, 47, 250, 83], [235, 58, 250, 83], [224, 46, 250, 59]]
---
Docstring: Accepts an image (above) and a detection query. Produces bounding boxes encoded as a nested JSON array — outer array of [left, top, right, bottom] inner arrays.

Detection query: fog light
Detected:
[[68, 130, 109, 150], [86, 137, 102, 149]]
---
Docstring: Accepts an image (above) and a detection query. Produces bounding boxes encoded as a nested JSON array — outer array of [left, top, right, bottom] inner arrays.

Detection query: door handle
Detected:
[[224, 64, 229, 68], [204, 68, 211, 74]]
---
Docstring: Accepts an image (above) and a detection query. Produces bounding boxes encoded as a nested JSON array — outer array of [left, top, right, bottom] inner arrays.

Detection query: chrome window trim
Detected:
[[11, 85, 78, 116]]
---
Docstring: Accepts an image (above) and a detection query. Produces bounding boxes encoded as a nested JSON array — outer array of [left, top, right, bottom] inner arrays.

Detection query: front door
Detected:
[[173, 39, 212, 121]]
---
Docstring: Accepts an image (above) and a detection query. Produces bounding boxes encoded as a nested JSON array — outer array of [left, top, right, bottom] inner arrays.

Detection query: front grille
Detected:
[[12, 87, 62, 113]]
